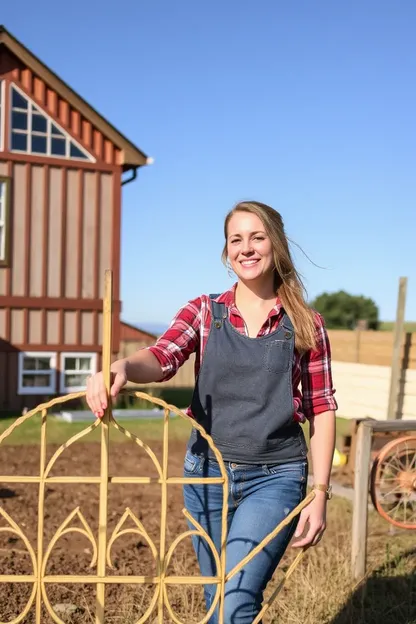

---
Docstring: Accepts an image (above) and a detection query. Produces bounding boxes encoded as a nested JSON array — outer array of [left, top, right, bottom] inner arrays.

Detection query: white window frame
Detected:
[[0, 79, 5, 151], [9, 83, 95, 162], [0, 178, 8, 262], [60, 352, 97, 393], [18, 352, 57, 395]]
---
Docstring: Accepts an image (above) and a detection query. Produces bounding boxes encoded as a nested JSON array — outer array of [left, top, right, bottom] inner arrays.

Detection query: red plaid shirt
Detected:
[[148, 284, 337, 422]]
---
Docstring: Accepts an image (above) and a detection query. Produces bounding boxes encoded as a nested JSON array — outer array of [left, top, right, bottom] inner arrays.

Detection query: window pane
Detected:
[[51, 137, 66, 156], [0, 228, 4, 261], [11, 132, 27, 151], [79, 357, 92, 371], [22, 373, 51, 388], [51, 123, 64, 137], [32, 114, 48, 133], [64, 357, 77, 370], [23, 356, 51, 371], [12, 89, 28, 110], [70, 143, 88, 160], [31, 135, 47, 154], [64, 373, 89, 388], [12, 111, 28, 131]]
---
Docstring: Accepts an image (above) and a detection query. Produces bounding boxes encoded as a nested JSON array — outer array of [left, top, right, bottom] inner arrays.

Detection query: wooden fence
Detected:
[[135, 330, 416, 391], [327, 330, 416, 369]]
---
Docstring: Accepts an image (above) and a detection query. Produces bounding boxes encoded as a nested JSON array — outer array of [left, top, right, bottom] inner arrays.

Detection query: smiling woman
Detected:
[[86, 200, 337, 624]]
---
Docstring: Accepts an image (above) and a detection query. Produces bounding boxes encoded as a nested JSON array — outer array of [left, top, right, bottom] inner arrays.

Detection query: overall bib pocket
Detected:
[[264, 339, 291, 373]]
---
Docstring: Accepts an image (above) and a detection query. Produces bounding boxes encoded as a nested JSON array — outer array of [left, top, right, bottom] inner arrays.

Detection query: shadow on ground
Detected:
[[331, 548, 416, 624]]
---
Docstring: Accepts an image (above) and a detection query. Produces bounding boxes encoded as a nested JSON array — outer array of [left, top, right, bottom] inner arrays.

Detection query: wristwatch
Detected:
[[313, 484, 332, 500]]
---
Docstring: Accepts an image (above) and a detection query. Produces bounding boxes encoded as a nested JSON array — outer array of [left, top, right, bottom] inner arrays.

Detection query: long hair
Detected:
[[222, 201, 317, 352]]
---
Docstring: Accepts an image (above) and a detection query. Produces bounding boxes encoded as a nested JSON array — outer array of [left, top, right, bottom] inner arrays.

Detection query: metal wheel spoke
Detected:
[[407, 451, 416, 473], [379, 484, 403, 499]]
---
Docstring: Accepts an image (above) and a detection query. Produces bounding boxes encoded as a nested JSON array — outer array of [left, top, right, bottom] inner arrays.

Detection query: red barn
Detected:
[[0, 26, 151, 411]]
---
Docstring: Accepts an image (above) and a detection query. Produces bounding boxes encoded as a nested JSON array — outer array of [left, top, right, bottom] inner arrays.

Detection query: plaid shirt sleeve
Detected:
[[301, 312, 338, 418], [146, 297, 202, 381]]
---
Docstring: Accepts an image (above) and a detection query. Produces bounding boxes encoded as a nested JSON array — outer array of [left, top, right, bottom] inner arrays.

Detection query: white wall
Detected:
[[332, 361, 416, 421]]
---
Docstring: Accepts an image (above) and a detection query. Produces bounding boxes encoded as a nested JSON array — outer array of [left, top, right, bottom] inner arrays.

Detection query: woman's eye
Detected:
[[230, 239, 240, 244], [254, 236, 265, 241]]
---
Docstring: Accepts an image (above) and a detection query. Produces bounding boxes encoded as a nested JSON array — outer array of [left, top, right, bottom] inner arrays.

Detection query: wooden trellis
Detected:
[[0, 270, 314, 624]]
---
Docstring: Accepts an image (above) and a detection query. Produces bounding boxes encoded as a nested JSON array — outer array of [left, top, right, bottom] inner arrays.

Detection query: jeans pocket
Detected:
[[266, 460, 308, 482], [184, 450, 204, 475]]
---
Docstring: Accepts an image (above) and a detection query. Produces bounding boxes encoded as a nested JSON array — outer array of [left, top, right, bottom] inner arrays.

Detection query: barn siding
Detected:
[[11, 163, 26, 296], [47, 167, 63, 297], [82, 172, 96, 298], [65, 169, 80, 298], [0, 45, 127, 411], [28, 310, 42, 343], [46, 311, 59, 344], [0, 162, 7, 296], [29, 166, 45, 297], [99, 174, 113, 298], [0, 310, 6, 339]]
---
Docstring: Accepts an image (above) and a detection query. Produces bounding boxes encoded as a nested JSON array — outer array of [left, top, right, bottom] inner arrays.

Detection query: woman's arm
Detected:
[[86, 296, 203, 417], [309, 410, 336, 488], [292, 313, 337, 548], [292, 410, 335, 548]]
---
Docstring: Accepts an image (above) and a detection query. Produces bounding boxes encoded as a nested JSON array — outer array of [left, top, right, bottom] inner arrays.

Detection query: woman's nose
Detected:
[[242, 241, 254, 254]]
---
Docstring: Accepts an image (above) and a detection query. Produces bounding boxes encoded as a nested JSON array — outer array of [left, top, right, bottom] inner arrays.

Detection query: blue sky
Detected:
[[3, 1, 416, 327]]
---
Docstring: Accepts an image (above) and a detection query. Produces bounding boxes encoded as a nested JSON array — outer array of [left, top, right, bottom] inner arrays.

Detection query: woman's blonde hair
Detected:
[[222, 201, 317, 352]]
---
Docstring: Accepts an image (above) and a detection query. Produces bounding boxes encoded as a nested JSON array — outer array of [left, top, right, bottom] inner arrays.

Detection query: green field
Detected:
[[380, 321, 416, 332], [0, 412, 351, 446]]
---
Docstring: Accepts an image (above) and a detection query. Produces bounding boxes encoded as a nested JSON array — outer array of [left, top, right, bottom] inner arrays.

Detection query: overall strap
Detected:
[[209, 294, 226, 325], [281, 312, 294, 332]]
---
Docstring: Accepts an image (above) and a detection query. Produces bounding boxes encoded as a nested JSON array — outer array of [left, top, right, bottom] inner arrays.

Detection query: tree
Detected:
[[311, 290, 379, 330]]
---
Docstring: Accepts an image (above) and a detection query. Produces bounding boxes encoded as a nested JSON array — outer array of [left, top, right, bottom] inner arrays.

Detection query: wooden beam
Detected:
[[351, 418, 416, 581], [351, 421, 372, 581], [387, 277, 408, 420]]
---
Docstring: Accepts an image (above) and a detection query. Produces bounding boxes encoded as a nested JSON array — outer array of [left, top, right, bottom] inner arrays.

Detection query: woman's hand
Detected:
[[86, 361, 128, 418], [292, 491, 327, 548]]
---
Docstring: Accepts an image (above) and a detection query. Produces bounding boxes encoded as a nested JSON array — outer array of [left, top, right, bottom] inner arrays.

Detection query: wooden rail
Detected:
[[351, 418, 416, 580]]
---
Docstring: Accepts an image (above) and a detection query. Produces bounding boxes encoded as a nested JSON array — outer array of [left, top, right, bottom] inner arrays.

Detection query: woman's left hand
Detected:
[[291, 491, 327, 548]]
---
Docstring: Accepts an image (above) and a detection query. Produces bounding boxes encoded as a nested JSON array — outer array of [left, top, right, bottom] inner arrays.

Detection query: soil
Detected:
[[0, 440, 206, 623]]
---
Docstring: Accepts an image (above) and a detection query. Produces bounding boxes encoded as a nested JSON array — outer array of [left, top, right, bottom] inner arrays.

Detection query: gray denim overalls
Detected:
[[188, 296, 307, 464]]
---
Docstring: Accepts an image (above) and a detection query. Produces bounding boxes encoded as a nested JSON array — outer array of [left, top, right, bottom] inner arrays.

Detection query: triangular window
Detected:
[[10, 84, 94, 162]]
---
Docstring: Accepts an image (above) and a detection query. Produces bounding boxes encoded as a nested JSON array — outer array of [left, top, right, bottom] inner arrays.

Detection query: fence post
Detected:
[[96, 270, 113, 623], [387, 277, 408, 420], [351, 421, 372, 581]]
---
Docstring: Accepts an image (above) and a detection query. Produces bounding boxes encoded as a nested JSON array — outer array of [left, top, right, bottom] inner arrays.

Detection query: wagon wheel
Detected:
[[370, 435, 416, 529]]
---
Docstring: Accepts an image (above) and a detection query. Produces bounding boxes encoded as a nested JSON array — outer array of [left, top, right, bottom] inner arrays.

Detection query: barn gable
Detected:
[[0, 26, 151, 170]]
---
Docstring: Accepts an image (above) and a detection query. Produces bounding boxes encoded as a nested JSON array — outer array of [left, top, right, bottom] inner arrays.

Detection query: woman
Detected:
[[86, 201, 337, 624]]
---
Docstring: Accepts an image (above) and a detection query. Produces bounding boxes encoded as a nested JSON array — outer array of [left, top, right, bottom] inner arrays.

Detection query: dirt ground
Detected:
[[0, 440, 206, 623], [1, 440, 415, 624]]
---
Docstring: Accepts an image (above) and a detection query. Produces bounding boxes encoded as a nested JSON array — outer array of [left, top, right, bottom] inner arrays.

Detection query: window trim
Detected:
[[9, 83, 95, 162], [60, 352, 97, 393], [0, 176, 11, 267], [18, 352, 57, 395]]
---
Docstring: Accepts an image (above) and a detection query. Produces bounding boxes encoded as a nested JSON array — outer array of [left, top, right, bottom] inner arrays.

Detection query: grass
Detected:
[[57, 497, 416, 624], [380, 321, 416, 332], [0, 413, 193, 445], [0, 413, 352, 446]]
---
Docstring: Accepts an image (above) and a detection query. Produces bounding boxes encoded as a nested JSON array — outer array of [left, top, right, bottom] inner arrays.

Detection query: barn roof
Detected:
[[0, 25, 152, 170]]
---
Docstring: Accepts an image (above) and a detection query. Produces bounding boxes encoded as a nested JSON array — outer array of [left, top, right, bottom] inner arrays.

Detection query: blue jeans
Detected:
[[183, 451, 308, 624]]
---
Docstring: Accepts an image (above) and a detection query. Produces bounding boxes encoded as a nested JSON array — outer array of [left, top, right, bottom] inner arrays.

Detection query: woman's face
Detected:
[[226, 211, 275, 283]]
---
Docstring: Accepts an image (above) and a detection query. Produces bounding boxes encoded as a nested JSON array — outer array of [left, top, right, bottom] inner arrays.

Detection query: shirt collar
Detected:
[[220, 283, 284, 320]]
